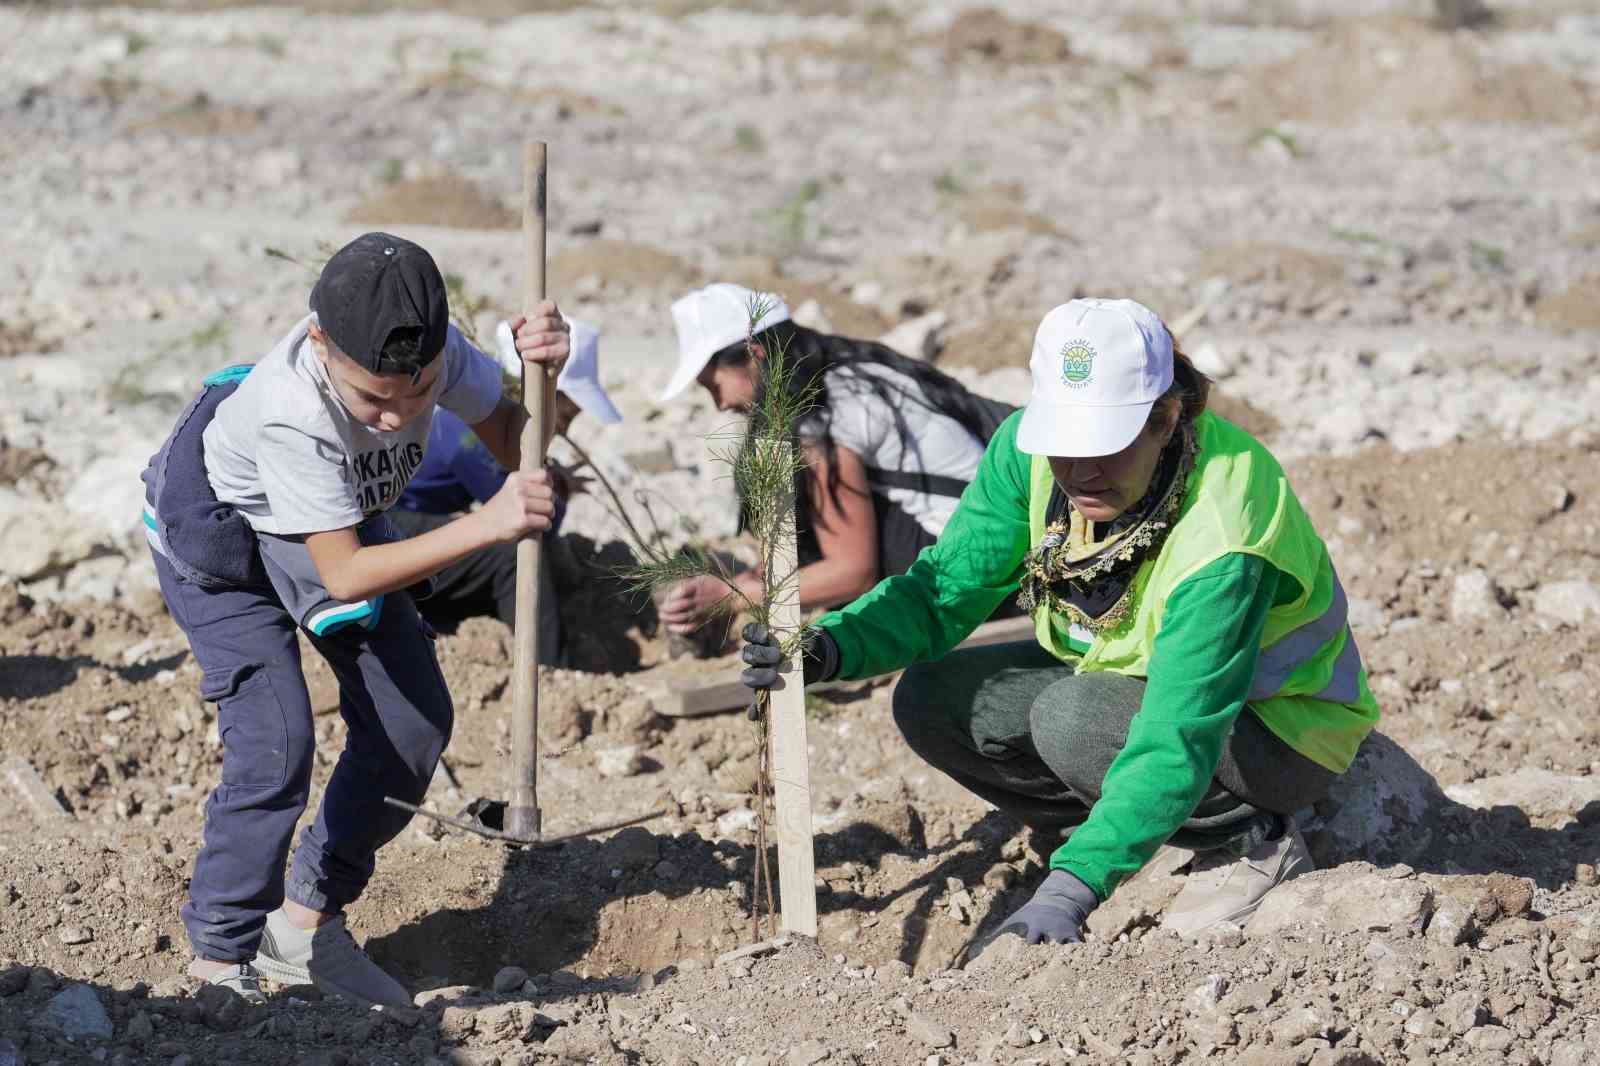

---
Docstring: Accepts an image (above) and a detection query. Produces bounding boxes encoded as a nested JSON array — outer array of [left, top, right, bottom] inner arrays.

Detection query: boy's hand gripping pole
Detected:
[[506, 140, 550, 842]]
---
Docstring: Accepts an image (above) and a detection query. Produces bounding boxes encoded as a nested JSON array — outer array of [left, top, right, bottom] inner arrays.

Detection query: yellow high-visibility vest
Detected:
[[1028, 411, 1380, 773]]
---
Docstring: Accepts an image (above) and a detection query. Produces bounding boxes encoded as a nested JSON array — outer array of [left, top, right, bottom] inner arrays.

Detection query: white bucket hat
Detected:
[[495, 318, 622, 425], [659, 282, 791, 403], [1015, 298, 1174, 458]]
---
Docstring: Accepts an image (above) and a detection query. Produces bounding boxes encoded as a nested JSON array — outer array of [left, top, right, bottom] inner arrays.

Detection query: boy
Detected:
[[389, 319, 621, 662], [141, 232, 569, 1008]]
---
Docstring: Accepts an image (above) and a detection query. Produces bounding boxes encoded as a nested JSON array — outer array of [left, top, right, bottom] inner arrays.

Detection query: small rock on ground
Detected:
[[39, 983, 114, 1040], [906, 1012, 953, 1048], [492, 965, 528, 993]]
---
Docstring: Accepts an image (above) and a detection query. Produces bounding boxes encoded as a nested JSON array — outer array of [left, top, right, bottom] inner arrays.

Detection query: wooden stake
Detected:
[[506, 140, 549, 842], [766, 471, 817, 937]]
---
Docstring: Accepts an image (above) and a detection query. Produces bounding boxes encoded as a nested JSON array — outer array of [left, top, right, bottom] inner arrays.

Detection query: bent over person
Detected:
[[658, 282, 1019, 644], [141, 233, 569, 1006], [742, 297, 1379, 940]]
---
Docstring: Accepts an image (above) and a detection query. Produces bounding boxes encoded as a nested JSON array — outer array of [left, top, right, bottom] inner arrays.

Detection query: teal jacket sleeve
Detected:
[[1050, 553, 1280, 900], [814, 410, 1033, 681]]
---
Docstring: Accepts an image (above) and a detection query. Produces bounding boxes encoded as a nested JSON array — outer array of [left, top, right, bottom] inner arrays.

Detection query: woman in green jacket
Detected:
[[741, 297, 1380, 941]]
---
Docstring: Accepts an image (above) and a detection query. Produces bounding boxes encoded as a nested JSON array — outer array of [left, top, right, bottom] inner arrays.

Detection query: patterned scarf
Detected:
[[1016, 423, 1197, 634]]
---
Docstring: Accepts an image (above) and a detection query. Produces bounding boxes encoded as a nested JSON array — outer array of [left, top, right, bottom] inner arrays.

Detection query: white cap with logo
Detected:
[[495, 318, 622, 425], [659, 282, 791, 403], [1015, 298, 1174, 458]]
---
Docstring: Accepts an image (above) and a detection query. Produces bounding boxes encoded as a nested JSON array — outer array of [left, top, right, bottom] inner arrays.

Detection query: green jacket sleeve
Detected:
[[814, 410, 1033, 681], [1050, 553, 1280, 900]]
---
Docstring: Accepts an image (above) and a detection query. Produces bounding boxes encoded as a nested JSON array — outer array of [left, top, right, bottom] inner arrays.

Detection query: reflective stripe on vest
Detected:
[[1248, 570, 1364, 706]]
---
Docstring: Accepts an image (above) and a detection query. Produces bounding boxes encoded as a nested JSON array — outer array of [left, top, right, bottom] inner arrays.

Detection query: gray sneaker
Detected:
[[255, 909, 411, 1009], [186, 960, 267, 1006], [1160, 821, 1313, 938]]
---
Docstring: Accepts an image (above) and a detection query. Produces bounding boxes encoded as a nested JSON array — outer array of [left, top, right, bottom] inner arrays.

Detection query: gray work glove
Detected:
[[739, 623, 839, 690], [991, 869, 1099, 945]]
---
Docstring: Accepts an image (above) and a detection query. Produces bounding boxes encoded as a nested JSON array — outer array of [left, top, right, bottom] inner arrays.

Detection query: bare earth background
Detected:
[[1, 1, 1599, 1064]]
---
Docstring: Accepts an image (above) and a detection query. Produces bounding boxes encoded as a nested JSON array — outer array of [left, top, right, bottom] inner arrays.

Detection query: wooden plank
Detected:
[[765, 484, 817, 938], [506, 139, 549, 843], [3, 756, 72, 822], [649, 613, 1036, 718]]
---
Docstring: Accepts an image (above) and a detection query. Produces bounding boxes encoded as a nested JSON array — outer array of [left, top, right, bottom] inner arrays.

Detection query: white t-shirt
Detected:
[[203, 314, 503, 535], [799, 364, 987, 537]]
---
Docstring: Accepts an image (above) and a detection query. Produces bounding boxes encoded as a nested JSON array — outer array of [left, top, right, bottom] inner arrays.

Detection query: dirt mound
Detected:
[[550, 240, 695, 293], [1536, 275, 1600, 332], [1244, 17, 1592, 125], [956, 186, 1068, 239], [937, 314, 1037, 375], [347, 174, 517, 231], [939, 8, 1071, 66], [124, 91, 265, 137]]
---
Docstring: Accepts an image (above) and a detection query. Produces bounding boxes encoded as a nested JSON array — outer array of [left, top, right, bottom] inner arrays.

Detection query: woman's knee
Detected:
[[1028, 671, 1145, 791]]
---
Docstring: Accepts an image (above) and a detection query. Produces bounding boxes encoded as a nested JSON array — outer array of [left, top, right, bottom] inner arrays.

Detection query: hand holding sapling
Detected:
[[739, 623, 839, 690]]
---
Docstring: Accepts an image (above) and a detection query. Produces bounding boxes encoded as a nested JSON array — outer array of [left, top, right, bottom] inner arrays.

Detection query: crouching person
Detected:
[[141, 233, 569, 1006], [740, 298, 1379, 945]]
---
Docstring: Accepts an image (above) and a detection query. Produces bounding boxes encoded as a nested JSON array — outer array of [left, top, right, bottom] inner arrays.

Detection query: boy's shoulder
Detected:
[[219, 316, 338, 433]]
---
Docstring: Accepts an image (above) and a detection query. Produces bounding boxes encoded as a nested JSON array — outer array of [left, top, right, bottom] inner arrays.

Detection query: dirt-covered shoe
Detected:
[[186, 960, 267, 1006], [1160, 820, 1313, 938], [255, 909, 411, 1009]]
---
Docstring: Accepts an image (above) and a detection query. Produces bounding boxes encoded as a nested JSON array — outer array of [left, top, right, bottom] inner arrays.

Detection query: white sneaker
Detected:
[[1160, 821, 1312, 938], [255, 909, 411, 1009], [186, 960, 266, 1006]]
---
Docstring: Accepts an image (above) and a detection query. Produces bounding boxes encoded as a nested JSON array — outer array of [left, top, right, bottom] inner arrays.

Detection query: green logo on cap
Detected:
[[1060, 341, 1095, 387]]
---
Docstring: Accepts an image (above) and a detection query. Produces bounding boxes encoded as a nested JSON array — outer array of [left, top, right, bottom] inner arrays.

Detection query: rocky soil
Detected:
[[2, 1, 1599, 1064]]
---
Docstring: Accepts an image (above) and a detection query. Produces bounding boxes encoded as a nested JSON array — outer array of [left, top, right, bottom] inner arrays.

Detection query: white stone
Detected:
[[0, 491, 104, 581], [1446, 768, 1600, 820], [716, 808, 757, 836], [1533, 580, 1600, 626], [1189, 342, 1235, 380], [1250, 869, 1432, 938], [595, 745, 646, 779], [1295, 731, 1449, 867], [1449, 568, 1505, 622], [790, 299, 834, 334], [878, 310, 948, 362]]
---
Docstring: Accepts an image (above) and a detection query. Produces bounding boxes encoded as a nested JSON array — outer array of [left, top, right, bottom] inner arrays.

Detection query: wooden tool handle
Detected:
[[507, 140, 548, 842]]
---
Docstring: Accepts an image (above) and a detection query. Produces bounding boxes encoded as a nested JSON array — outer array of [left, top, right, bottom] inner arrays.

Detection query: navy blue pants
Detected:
[[154, 551, 454, 963]]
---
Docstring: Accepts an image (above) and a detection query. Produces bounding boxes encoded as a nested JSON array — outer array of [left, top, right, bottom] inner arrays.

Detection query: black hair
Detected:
[[729, 321, 1001, 542], [1158, 334, 1211, 425], [376, 326, 434, 378]]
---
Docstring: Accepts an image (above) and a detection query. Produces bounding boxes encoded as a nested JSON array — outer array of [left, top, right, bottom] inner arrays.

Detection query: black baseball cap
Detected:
[[309, 232, 449, 375]]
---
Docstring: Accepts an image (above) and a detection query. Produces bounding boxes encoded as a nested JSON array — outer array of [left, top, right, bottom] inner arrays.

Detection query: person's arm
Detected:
[[1049, 553, 1281, 901], [305, 469, 556, 602], [450, 431, 510, 506], [815, 410, 1034, 680]]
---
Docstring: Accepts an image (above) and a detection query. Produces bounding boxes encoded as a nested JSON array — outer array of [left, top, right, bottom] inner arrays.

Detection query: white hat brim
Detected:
[[658, 345, 715, 403], [1015, 398, 1155, 458]]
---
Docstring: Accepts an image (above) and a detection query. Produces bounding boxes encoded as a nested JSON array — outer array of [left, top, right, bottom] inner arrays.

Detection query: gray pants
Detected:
[[154, 552, 453, 963], [892, 641, 1335, 854]]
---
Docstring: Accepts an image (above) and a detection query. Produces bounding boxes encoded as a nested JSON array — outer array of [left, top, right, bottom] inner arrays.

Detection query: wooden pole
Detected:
[[506, 140, 549, 842], [766, 456, 817, 937]]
